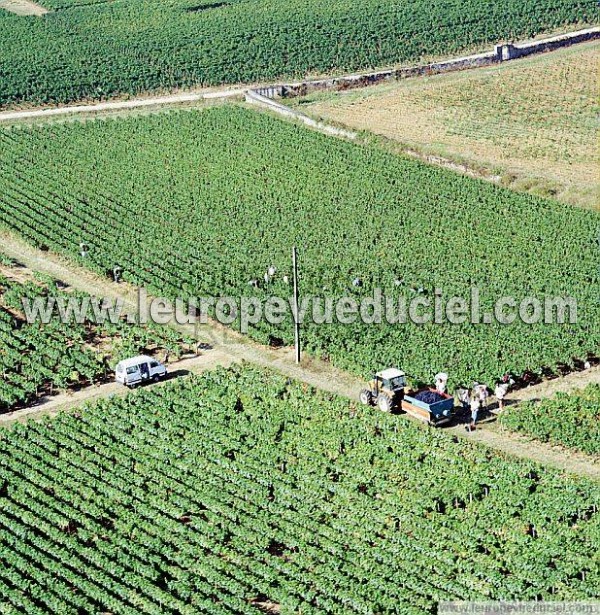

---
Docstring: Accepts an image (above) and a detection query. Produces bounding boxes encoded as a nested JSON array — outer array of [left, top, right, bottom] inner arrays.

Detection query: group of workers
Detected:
[[435, 372, 513, 432]]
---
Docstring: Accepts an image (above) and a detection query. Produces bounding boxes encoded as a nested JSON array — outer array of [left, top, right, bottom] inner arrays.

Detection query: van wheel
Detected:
[[152, 375, 160, 383]]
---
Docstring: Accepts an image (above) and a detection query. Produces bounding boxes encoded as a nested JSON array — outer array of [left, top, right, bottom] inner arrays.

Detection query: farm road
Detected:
[[509, 367, 600, 403], [0, 0, 48, 16], [0, 88, 246, 124], [1, 26, 597, 126], [1, 230, 599, 480], [0, 351, 238, 426]]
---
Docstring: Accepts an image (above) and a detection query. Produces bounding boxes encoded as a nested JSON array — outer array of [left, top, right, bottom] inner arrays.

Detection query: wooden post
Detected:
[[292, 246, 301, 364]]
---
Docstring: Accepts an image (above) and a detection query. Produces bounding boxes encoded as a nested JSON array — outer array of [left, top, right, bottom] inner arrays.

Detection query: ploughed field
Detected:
[[0, 0, 596, 107], [0, 366, 599, 613], [293, 41, 600, 210], [0, 106, 598, 386]]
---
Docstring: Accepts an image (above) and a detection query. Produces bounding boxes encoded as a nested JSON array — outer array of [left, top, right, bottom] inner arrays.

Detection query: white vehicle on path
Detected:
[[115, 355, 167, 388]]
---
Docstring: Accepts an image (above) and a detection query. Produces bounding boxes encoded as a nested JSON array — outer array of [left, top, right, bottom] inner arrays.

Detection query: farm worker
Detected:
[[113, 265, 122, 283], [467, 393, 480, 432], [456, 387, 470, 411], [474, 382, 488, 409], [435, 373, 448, 394], [494, 380, 510, 412]]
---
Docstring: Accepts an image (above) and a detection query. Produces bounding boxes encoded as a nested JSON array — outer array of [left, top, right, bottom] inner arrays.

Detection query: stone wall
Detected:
[[251, 26, 599, 100]]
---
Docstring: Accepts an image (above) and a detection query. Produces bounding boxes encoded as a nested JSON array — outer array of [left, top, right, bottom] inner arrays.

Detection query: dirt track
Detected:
[[1, 27, 597, 126], [0, 89, 246, 124], [0, 0, 48, 16], [0, 351, 237, 426], [1, 230, 599, 479]]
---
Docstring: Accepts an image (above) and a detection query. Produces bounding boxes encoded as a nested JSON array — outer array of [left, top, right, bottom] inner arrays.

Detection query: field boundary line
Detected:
[[0, 0, 48, 16], [509, 368, 600, 404], [1, 230, 599, 479], [250, 27, 600, 100], [0, 26, 597, 124], [0, 89, 246, 123], [245, 91, 358, 139], [244, 97, 511, 184]]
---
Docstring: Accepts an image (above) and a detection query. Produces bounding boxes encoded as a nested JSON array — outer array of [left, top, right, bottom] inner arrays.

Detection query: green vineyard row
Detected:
[[0, 0, 596, 107], [500, 384, 600, 456], [0, 107, 598, 387], [0, 366, 598, 613]]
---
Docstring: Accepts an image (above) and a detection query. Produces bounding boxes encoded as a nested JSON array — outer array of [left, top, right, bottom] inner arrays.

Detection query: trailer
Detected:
[[360, 368, 455, 426], [402, 388, 454, 426]]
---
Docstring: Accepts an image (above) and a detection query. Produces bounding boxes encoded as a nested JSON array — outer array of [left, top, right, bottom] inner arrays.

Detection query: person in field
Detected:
[[456, 387, 470, 412], [473, 382, 489, 410], [456, 386, 471, 430], [467, 392, 480, 432], [495, 378, 510, 412], [435, 372, 448, 395]]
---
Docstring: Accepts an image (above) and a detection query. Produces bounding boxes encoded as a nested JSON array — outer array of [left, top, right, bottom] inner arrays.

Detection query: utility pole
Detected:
[[292, 246, 301, 364]]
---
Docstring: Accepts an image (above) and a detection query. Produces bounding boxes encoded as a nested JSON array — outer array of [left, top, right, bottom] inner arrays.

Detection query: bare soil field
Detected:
[[0, 0, 48, 16], [294, 42, 600, 210]]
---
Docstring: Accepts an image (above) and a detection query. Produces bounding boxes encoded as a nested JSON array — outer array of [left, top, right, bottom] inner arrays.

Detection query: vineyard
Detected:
[[1, 0, 599, 611], [294, 41, 600, 209], [0, 0, 597, 108], [0, 366, 598, 613], [0, 256, 187, 412], [500, 385, 600, 456], [0, 106, 598, 387]]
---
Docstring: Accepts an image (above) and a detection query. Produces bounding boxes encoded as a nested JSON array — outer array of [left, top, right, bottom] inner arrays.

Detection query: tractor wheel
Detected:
[[378, 395, 395, 413], [359, 389, 374, 406]]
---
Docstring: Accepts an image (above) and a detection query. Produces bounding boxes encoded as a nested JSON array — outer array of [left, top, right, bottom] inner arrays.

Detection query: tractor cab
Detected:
[[360, 368, 406, 413], [376, 368, 407, 392]]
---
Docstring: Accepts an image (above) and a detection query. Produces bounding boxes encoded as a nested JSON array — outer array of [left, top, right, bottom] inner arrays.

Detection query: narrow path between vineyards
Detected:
[[0, 0, 48, 16], [1, 27, 597, 126], [1, 231, 599, 480]]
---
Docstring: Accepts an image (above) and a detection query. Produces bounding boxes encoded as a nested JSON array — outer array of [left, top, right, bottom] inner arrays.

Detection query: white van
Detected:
[[115, 355, 167, 387]]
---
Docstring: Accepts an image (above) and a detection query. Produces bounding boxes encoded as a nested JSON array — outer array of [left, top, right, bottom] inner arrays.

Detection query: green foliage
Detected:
[[0, 366, 598, 612], [0, 0, 596, 107], [500, 385, 600, 456], [0, 264, 186, 411], [0, 107, 598, 387]]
